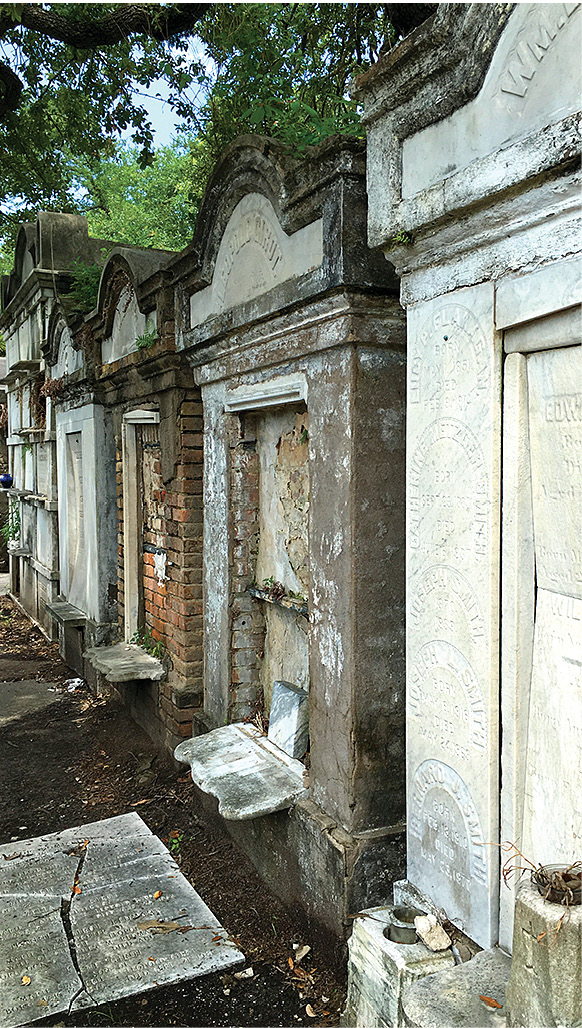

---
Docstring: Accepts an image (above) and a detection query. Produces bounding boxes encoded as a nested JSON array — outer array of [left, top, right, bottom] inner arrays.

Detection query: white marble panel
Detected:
[[36, 441, 49, 496], [57, 405, 115, 623], [521, 589, 582, 865], [66, 431, 86, 611], [402, 4, 581, 198], [102, 287, 152, 365], [527, 345, 581, 598], [406, 283, 502, 948], [496, 257, 582, 330], [189, 193, 323, 327]]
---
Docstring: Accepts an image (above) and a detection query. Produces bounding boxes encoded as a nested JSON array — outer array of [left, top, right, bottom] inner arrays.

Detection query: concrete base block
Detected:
[[506, 877, 582, 1028], [342, 906, 455, 1028], [402, 948, 510, 1028]]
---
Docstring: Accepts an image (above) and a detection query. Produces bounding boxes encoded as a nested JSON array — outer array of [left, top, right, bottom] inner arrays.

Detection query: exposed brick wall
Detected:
[[228, 415, 265, 722], [114, 394, 205, 752]]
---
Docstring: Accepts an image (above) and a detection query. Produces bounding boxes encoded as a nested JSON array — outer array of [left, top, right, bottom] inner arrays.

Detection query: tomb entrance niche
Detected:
[[228, 392, 310, 731], [122, 409, 162, 642]]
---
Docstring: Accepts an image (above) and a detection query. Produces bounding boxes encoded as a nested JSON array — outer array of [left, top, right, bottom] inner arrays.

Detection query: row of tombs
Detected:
[[0, 5, 580, 1025]]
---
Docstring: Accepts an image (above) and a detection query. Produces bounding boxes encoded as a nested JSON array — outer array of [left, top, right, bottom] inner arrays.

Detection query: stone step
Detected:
[[402, 948, 511, 1028]]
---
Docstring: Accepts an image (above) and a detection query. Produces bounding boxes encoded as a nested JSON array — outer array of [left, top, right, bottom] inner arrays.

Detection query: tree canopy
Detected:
[[0, 3, 436, 271]]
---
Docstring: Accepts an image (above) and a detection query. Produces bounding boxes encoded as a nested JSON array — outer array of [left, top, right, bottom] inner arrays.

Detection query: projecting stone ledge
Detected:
[[84, 642, 165, 683], [175, 723, 309, 820]]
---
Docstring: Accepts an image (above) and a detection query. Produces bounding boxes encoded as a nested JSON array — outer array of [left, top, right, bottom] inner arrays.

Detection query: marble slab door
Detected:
[[500, 323, 581, 950]]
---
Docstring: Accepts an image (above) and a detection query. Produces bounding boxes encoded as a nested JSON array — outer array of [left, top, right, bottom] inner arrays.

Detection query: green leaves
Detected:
[[0, 3, 402, 268]]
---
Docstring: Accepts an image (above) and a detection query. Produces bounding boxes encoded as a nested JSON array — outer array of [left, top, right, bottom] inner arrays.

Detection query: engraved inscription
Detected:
[[215, 210, 283, 307], [409, 640, 487, 762], [528, 349, 582, 598], [409, 418, 488, 559], [409, 564, 485, 644], [411, 303, 490, 416], [498, 4, 580, 102], [409, 760, 488, 890], [522, 590, 582, 865]]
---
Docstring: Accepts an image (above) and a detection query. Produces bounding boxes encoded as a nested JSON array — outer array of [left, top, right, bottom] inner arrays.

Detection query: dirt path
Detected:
[[0, 597, 346, 1027]]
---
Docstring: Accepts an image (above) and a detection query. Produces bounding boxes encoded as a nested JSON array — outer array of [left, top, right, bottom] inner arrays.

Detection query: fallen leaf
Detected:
[[288, 956, 294, 969], [21, 975, 31, 986], [169, 830, 182, 839], [322, 1011, 331, 1017], [37, 999, 48, 1007], [306, 1004, 317, 1018], [148, 957, 156, 962], [3, 852, 21, 860], [138, 919, 186, 934], [71, 885, 82, 895], [479, 995, 502, 1009], [537, 932, 547, 943], [154, 890, 162, 899], [212, 934, 222, 942]]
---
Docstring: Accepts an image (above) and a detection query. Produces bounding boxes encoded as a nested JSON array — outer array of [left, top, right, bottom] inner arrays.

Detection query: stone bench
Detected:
[[84, 641, 165, 683], [174, 680, 309, 820]]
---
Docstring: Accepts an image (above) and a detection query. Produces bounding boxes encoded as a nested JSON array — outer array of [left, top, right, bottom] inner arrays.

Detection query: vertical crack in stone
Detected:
[[59, 841, 95, 1013]]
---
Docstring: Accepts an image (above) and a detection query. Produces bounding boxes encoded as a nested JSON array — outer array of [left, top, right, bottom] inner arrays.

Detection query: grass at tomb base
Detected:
[[0, 595, 345, 1027]]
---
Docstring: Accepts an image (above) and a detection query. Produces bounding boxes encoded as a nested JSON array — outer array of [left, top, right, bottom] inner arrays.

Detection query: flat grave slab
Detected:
[[0, 812, 243, 1027], [175, 722, 308, 819]]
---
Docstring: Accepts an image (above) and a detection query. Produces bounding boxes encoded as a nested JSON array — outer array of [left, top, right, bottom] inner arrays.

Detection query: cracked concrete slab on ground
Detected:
[[0, 811, 244, 1027]]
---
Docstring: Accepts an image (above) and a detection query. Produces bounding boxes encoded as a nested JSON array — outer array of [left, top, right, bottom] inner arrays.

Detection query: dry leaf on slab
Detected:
[[3, 852, 21, 860], [138, 919, 190, 934], [153, 890, 162, 899], [21, 975, 31, 986], [479, 995, 503, 1009]]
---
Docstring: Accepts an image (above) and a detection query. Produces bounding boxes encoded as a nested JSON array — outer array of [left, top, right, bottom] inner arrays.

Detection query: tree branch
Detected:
[[0, 59, 22, 117], [12, 4, 212, 48]]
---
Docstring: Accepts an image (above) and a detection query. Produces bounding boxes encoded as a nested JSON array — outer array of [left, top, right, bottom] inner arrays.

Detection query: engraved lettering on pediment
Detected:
[[498, 3, 579, 100]]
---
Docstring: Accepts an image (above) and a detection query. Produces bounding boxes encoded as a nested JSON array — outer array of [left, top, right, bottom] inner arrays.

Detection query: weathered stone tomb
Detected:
[[350, 2, 581, 1023], [172, 135, 408, 943], [0, 214, 111, 637]]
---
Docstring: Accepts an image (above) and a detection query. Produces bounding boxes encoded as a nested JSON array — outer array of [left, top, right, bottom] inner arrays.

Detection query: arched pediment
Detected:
[[96, 247, 172, 364], [189, 192, 323, 327]]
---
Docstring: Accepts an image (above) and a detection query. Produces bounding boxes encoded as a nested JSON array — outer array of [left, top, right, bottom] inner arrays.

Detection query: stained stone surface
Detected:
[[175, 723, 308, 820], [402, 948, 511, 1028], [0, 812, 243, 1028], [267, 680, 309, 758], [341, 905, 454, 1028], [506, 877, 582, 1028], [406, 283, 501, 948], [189, 193, 323, 327], [84, 642, 165, 682]]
